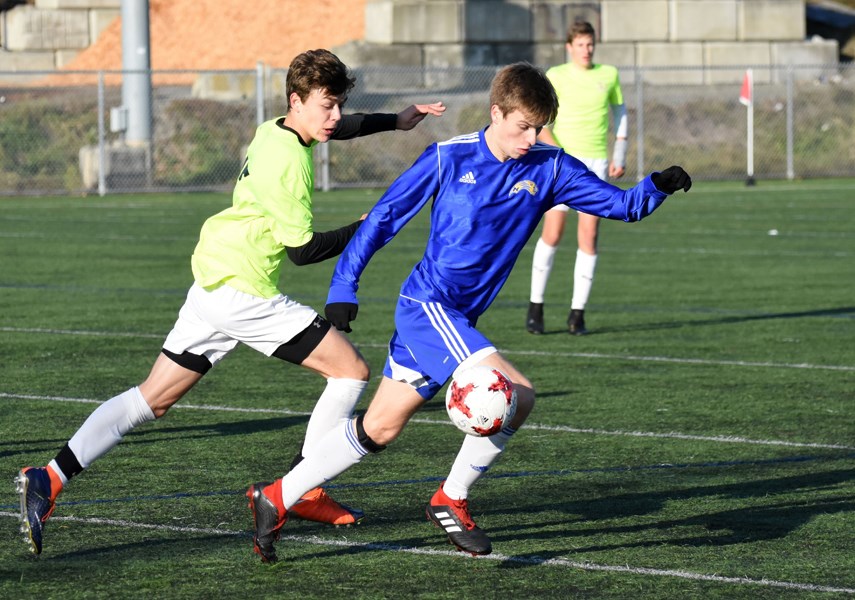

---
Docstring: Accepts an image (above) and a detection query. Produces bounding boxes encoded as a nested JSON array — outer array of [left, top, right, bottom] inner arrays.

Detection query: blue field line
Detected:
[[3, 452, 852, 512]]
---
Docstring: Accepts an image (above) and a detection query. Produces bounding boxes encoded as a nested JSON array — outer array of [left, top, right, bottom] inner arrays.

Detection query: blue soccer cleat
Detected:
[[15, 467, 57, 555]]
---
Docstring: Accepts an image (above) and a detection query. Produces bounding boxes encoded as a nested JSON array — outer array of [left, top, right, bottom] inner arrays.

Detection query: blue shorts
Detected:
[[382, 295, 496, 400]]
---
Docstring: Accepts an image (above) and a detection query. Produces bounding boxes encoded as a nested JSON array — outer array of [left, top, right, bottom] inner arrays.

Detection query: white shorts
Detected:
[[550, 157, 609, 213], [162, 283, 318, 367]]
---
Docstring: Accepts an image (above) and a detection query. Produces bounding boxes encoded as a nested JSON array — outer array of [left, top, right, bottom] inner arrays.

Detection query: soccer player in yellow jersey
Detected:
[[527, 20, 628, 336], [15, 49, 445, 556]]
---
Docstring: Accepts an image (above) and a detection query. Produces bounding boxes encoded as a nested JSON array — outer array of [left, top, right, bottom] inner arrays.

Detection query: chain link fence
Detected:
[[0, 62, 851, 196]]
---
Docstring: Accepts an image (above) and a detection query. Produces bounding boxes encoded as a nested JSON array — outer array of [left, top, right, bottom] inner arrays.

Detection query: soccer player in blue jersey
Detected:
[[15, 49, 445, 557], [246, 61, 691, 562]]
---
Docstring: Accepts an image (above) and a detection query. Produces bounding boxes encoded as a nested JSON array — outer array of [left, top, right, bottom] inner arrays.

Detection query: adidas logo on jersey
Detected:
[[458, 171, 476, 184]]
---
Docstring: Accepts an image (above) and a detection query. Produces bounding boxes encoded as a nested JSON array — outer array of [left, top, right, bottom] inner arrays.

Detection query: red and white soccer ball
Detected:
[[445, 365, 517, 437]]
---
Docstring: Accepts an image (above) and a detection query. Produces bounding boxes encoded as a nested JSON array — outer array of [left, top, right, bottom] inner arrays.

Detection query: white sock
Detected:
[[571, 249, 598, 310], [280, 418, 366, 508], [67, 387, 155, 469], [530, 238, 557, 304], [302, 378, 368, 454], [442, 426, 517, 500]]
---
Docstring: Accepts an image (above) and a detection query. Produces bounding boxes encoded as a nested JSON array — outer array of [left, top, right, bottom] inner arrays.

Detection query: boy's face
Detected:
[[486, 106, 544, 162], [567, 33, 595, 69], [287, 88, 345, 143]]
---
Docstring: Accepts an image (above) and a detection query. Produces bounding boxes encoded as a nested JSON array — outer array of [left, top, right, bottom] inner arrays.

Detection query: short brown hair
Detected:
[[566, 20, 595, 44], [489, 62, 559, 125], [286, 49, 356, 104]]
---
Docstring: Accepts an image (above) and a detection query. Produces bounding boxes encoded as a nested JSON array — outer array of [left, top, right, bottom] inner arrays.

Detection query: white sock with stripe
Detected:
[[280, 418, 366, 508], [302, 377, 368, 453], [442, 426, 517, 500]]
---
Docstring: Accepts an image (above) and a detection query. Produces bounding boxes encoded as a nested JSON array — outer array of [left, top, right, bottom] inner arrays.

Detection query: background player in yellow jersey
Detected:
[[526, 20, 628, 335], [15, 48, 445, 556]]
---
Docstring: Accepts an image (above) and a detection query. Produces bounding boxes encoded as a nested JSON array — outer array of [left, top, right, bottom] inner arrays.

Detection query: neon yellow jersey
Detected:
[[191, 118, 315, 298], [547, 62, 623, 159]]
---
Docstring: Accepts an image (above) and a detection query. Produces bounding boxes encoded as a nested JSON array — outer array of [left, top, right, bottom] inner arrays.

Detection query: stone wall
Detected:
[[0, 0, 119, 72], [337, 0, 838, 83]]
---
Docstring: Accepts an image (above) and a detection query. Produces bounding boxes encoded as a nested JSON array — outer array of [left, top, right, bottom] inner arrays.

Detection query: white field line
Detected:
[[3, 326, 854, 372], [1, 326, 163, 339], [1, 392, 852, 451], [502, 347, 855, 372], [0, 512, 851, 594], [0, 231, 195, 242]]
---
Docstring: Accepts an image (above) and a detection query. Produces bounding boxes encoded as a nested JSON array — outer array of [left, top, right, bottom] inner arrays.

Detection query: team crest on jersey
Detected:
[[510, 180, 538, 196]]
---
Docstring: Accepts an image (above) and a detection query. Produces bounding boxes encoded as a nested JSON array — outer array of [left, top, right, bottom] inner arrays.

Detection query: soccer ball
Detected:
[[445, 365, 517, 437]]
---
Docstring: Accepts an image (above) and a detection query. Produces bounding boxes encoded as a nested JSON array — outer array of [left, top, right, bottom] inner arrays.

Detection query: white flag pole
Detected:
[[746, 68, 755, 186]]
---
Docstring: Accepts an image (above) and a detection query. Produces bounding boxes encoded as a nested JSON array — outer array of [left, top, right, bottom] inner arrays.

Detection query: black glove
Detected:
[[652, 166, 692, 194], [325, 302, 358, 333]]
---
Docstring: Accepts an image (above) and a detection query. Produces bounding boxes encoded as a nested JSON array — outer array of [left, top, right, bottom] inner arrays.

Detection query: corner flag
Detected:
[[739, 69, 753, 106]]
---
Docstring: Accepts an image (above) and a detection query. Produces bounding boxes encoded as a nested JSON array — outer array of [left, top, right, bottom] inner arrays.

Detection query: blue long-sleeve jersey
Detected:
[[327, 128, 669, 321]]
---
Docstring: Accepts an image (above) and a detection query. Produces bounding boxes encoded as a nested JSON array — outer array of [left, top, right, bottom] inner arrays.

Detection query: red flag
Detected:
[[739, 69, 753, 107]]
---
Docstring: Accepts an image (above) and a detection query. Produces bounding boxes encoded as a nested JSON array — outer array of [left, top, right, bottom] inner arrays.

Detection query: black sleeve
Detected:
[[332, 113, 397, 140], [285, 220, 362, 266]]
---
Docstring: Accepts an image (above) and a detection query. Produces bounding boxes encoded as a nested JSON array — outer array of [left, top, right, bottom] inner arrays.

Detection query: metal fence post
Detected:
[[786, 65, 795, 180], [319, 143, 330, 192], [635, 66, 645, 181], [98, 71, 107, 197], [256, 61, 265, 126], [121, 0, 152, 146]]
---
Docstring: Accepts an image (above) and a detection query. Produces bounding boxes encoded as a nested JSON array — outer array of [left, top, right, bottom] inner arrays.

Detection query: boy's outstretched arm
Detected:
[[395, 102, 446, 130], [332, 102, 445, 139]]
